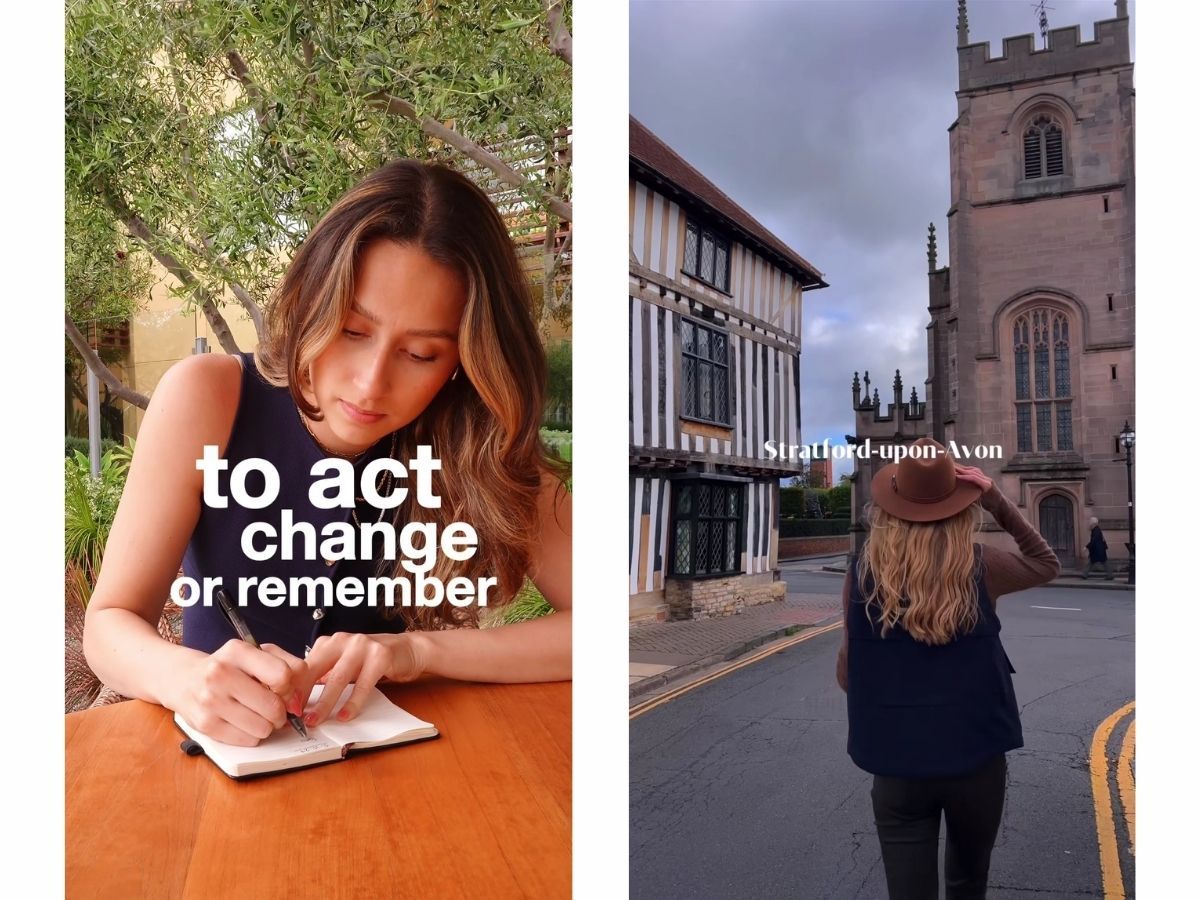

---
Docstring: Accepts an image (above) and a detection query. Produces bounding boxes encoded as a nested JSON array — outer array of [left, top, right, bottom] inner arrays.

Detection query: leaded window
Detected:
[[1036, 403, 1052, 451], [681, 318, 730, 425], [1017, 406, 1032, 451], [1023, 114, 1065, 180], [1013, 308, 1072, 452], [671, 481, 743, 577], [682, 220, 731, 292], [1056, 402, 1073, 451]]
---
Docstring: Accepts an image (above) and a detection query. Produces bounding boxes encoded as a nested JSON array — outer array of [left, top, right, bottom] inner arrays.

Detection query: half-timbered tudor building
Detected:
[[629, 118, 828, 622]]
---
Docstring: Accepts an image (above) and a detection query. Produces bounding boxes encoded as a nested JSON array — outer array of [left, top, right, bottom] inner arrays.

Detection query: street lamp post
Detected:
[[845, 434, 866, 563], [1119, 421, 1135, 585]]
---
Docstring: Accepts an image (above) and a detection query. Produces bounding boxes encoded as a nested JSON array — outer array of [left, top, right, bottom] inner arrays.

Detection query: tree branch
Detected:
[[227, 49, 267, 131], [174, 232, 266, 339], [229, 282, 266, 336], [540, 226, 572, 330], [103, 191, 242, 355], [543, 214, 557, 322], [65, 313, 150, 410], [544, 1, 573, 66], [370, 92, 573, 222], [228, 47, 302, 177], [554, 228, 572, 267]]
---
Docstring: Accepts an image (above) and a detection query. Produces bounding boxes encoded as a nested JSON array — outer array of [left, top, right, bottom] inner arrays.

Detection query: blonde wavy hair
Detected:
[[856, 501, 982, 645], [257, 160, 564, 630]]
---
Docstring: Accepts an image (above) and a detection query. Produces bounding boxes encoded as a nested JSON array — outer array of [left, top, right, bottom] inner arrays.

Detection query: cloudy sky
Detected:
[[630, 0, 1135, 478]]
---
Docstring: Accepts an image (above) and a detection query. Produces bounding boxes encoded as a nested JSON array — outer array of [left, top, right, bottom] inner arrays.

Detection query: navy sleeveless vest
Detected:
[[182, 353, 407, 658], [845, 547, 1022, 778]]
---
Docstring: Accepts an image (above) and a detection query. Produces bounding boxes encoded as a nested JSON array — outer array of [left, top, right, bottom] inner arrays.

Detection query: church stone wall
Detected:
[[852, 5, 1135, 569]]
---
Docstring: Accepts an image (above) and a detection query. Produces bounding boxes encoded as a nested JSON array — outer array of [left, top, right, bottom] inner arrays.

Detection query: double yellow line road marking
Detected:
[[633, 626, 1135, 900], [629, 621, 842, 720], [1091, 701, 1135, 899]]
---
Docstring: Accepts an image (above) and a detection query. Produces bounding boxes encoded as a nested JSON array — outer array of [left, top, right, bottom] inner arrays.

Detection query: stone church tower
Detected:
[[852, 1, 1134, 568]]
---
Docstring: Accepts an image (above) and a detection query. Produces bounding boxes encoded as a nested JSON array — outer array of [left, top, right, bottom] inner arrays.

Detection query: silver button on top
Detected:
[[312, 609, 325, 620]]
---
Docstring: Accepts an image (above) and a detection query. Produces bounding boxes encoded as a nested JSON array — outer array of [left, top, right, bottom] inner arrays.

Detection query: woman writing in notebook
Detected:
[[837, 438, 1059, 900], [84, 160, 571, 746]]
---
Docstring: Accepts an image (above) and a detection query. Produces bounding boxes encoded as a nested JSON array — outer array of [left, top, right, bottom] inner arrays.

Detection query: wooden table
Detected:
[[66, 680, 571, 899]]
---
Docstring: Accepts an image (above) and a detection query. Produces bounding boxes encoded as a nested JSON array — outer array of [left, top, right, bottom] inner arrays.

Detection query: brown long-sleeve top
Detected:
[[835, 484, 1061, 691]]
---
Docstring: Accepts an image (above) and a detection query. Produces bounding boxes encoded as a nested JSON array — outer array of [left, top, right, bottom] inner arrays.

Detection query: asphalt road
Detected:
[[630, 579, 1135, 899]]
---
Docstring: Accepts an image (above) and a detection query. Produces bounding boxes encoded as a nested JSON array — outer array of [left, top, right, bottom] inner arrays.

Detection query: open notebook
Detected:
[[174, 685, 438, 779]]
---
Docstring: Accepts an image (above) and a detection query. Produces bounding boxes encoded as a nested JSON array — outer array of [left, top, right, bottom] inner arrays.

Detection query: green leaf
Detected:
[[495, 16, 538, 31]]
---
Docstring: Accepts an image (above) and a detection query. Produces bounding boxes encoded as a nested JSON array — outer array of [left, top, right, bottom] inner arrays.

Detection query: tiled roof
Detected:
[[630, 116, 827, 289]]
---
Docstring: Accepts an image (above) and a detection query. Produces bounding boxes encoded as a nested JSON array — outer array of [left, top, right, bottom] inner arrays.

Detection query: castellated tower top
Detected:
[[957, 1, 1130, 93]]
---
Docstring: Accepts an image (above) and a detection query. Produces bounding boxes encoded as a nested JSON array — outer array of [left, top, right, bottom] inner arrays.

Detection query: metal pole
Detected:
[[86, 367, 101, 478], [1125, 443, 1135, 585], [847, 436, 867, 564]]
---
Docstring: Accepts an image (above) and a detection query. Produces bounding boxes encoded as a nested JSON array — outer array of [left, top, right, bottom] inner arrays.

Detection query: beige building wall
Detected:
[[121, 269, 261, 438]]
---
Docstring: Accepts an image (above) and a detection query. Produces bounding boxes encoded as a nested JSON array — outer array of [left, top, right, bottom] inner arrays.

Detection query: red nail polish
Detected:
[[304, 713, 318, 727], [337, 708, 349, 721]]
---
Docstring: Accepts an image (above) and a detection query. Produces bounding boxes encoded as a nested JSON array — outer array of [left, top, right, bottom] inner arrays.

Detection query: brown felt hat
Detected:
[[869, 438, 981, 523]]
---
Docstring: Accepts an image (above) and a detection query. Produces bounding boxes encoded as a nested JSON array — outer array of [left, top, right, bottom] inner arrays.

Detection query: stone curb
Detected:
[[819, 565, 1134, 592], [629, 614, 841, 703], [1040, 579, 1135, 592]]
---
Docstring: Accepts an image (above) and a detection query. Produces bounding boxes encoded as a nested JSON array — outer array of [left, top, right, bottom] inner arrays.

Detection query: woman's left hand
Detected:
[[300, 632, 423, 727]]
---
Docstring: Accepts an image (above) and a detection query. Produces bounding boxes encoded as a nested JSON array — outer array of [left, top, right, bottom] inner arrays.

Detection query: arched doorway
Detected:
[[1038, 493, 1076, 566]]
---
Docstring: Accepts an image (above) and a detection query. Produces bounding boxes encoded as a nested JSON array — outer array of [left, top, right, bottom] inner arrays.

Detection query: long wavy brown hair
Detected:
[[257, 159, 563, 629], [856, 501, 981, 645]]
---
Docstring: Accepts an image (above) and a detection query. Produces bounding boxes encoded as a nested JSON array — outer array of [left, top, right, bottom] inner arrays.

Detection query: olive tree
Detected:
[[66, 0, 572, 408]]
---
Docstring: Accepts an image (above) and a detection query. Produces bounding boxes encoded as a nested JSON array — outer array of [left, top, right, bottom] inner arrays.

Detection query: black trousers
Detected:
[[870, 754, 1007, 900]]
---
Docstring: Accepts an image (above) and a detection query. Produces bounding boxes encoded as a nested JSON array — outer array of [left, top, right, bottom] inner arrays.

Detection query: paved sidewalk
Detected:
[[630, 592, 841, 702]]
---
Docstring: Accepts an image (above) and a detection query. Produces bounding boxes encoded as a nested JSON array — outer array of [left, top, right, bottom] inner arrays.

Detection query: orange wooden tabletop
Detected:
[[66, 680, 571, 899]]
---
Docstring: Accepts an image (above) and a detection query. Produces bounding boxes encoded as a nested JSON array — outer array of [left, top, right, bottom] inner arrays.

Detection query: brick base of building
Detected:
[[778, 535, 851, 560], [665, 572, 786, 620]]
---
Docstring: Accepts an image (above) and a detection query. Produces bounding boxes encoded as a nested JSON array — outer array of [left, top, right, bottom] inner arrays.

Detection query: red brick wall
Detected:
[[779, 536, 851, 560]]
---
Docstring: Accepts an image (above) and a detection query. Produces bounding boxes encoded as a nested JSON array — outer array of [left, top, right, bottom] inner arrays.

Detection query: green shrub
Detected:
[[543, 339, 572, 430], [541, 428, 572, 464], [828, 483, 851, 518], [542, 428, 573, 490], [545, 339, 571, 407], [780, 486, 805, 518], [485, 578, 555, 627], [64, 442, 134, 589], [65, 435, 121, 458], [780, 517, 851, 537]]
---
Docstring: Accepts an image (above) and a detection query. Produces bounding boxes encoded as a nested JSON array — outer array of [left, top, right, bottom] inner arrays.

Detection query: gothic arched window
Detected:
[[1013, 309, 1072, 452], [1023, 114, 1065, 180]]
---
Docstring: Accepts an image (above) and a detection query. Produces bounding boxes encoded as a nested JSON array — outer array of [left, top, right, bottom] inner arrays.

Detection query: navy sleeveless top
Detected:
[[845, 547, 1023, 778], [182, 353, 407, 658]]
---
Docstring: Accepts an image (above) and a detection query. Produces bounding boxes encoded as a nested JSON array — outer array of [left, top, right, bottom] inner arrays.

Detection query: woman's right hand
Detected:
[[170, 640, 310, 747]]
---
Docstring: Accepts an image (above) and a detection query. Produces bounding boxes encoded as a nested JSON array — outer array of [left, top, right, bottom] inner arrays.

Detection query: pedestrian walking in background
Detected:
[[1082, 517, 1113, 580], [836, 438, 1060, 899]]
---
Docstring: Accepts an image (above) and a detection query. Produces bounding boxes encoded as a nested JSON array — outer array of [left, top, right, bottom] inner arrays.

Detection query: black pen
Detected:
[[215, 588, 309, 739]]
